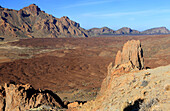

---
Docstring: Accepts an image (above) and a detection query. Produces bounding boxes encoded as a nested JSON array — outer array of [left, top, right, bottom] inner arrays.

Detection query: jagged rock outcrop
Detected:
[[115, 40, 144, 70], [142, 27, 170, 34], [75, 64, 170, 111], [0, 83, 65, 111], [0, 4, 88, 39], [71, 40, 170, 111], [99, 40, 144, 97], [115, 27, 140, 35], [87, 27, 115, 36]]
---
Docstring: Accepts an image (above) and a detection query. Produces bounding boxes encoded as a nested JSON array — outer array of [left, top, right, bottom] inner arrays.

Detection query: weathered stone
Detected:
[[0, 83, 65, 111], [115, 40, 144, 70], [115, 50, 121, 65], [68, 102, 79, 108]]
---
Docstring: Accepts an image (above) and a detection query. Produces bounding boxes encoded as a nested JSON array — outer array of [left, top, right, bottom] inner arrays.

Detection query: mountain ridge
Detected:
[[0, 4, 88, 39], [141, 27, 170, 34], [87, 26, 170, 36], [0, 4, 170, 40]]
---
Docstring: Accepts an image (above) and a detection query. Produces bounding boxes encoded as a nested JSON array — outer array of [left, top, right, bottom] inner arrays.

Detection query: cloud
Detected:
[[82, 9, 170, 17], [61, 0, 116, 9]]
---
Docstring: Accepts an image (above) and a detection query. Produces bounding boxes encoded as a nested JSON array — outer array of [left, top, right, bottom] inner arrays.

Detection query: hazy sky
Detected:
[[1, 0, 170, 31]]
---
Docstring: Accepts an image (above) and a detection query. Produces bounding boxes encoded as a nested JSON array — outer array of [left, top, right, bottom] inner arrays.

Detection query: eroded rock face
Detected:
[[0, 83, 65, 111], [0, 4, 88, 39], [115, 40, 144, 70]]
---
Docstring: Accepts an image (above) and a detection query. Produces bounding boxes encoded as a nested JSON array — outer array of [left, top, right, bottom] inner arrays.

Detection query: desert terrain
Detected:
[[0, 2, 170, 111], [0, 34, 169, 103]]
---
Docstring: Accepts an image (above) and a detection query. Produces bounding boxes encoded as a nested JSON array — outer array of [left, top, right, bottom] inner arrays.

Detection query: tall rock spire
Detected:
[[115, 40, 144, 70]]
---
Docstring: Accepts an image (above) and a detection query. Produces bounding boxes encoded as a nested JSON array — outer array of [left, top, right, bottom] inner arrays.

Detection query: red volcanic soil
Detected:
[[0, 51, 111, 92], [0, 35, 170, 97]]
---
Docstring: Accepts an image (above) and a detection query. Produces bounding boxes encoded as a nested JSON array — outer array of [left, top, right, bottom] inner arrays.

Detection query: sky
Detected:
[[1, 0, 170, 31]]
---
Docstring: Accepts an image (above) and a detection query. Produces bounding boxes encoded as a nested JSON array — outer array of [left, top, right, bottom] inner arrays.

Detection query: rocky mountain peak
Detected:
[[61, 16, 70, 20], [142, 27, 170, 34], [21, 4, 41, 15], [87, 27, 115, 36], [102, 27, 110, 29], [122, 27, 131, 29], [115, 27, 140, 34], [0, 4, 88, 39]]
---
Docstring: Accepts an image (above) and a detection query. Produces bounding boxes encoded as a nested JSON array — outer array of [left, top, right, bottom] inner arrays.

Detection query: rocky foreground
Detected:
[[69, 65, 170, 111], [68, 40, 170, 111], [0, 83, 67, 111]]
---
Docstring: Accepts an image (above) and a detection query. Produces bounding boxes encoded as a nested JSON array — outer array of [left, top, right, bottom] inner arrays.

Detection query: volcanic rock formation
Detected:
[[0, 4, 88, 39], [0, 83, 65, 111], [101, 40, 144, 96], [114, 40, 144, 70], [70, 40, 170, 111]]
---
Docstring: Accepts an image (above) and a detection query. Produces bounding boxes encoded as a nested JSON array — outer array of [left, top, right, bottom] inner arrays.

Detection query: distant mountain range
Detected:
[[0, 4, 170, 40], [141, 27, 170, 35], [87, 27, 170, 36]]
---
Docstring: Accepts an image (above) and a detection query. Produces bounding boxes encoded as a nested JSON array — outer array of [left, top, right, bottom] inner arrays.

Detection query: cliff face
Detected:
[[0, 4, 88, 39]]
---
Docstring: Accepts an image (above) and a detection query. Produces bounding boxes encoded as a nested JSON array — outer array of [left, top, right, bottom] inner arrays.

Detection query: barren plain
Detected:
[[0, 34, 170, 102]]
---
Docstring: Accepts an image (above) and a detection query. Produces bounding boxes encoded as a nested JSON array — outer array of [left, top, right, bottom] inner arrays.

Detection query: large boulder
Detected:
[[0, 83, 66, 111]]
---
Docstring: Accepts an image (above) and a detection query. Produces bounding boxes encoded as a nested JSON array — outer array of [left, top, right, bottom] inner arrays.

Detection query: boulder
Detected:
[[0, 83, 65, 111]]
